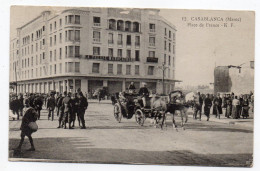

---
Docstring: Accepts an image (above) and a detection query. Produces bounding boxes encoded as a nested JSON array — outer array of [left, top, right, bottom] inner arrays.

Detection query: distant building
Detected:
[[214, 61, 254, 95], [9, 8, 178, 95]]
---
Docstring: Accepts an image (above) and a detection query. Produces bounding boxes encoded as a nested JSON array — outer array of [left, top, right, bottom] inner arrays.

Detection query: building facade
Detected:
[[10, 8, 177, 96], [214, 61, 254, 95]]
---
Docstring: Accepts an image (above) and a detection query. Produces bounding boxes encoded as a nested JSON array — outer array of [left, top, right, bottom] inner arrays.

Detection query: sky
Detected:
[[10, 6, 255, 86]]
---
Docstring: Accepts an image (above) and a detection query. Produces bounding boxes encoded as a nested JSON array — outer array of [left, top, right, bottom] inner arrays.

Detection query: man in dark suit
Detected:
[[77, 92, 88, 129]]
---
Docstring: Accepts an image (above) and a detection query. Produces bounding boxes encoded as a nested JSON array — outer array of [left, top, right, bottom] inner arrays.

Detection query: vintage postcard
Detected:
[[9, 6, 254, 167]]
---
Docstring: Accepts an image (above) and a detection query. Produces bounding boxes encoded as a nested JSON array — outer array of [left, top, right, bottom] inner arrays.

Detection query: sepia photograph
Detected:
[[8, 5, 254, 167]]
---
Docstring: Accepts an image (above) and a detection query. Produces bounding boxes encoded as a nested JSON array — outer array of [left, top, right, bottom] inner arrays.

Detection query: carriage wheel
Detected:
[[114, 103, 122, 123], [135, 109, 145, 126]]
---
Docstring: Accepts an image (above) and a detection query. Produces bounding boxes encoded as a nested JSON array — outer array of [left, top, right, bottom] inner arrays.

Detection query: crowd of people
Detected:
[[193, 91, 254, 121], [9, 90, 89, 129]]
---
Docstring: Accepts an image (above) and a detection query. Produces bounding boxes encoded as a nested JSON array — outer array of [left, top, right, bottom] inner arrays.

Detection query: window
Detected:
[[117, 49, 122, 57], [109, 19, 116, 30], [173, 45, 175, 54], [31, 33, 34, 41], [164, 54, 166, 64], [68, 62, 73, 72], [36, 55, 38, 65], [93, 17, 101, 26], [133, 22, 140, 32], [60, 33, 62, 43], [169, 43, 171, 52], [164, 41, 167, 50], [125, 21, 131, 31], [50, 24, 52, 32], [31, 57, 33, 66], [126, 35, 131, 45], [40, 67, 42, 76], [75, 62, 80, 72], [54, 64, 56, 74], [135, 36, 140, 46], [164, 28, 167, 36], [117, 20, 124, 31], [50, 37, 52, 46], [135, 65, 139, 75], [92, 63, 100, 73], [54, 35, 56, 45], [54, 21, 56, 30], [54, 50, 56, 61], [42, 26, 45, 31], [75, 46, 80, 57], [50, 65, 52, 75], [169, 30, 171, 38], [149, 37, 155, 46], [127, 50, 131, 58], [68, 30, 73, 41], [108, 48, 113, 57], [75, 30, 80, 41], [149, 51, 155, 57], [36, 43, 38, 52], [68, 15, 73, 24], [42, 39, 45, 45], [168, 56, 171, 66], [75, 15, 80, 24], [59, 48, 62, 59], [31, 45, 33, 53], [117, 64, 122, 74], [93, 31, 100, 42], [148, 66, 154, 75], [126, 65, 131, 75], [149, 23, 155, 32], [108, 33, 113, 44], [108, 64, 113, 74], [69, 46, 73, 57], [59, 63, 62, 73], [93, 47, 100, 55], [118, 34, 123, 45], [50, 51, 52, 62], [135, 50, 140, 61], [59, 19, 62, 27], [36, 68, 38, 77], [42, 52, 45, 59], [173, 33, 176, 41]]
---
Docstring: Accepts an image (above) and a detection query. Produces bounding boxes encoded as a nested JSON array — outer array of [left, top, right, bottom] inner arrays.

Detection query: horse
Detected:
[[166, 91, 193, 131], [148, 94, 168, 129]]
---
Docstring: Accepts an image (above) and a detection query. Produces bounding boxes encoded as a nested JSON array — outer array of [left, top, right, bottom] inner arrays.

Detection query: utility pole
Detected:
[[15, 62, 17, 95], [157, 62, 168, 95]]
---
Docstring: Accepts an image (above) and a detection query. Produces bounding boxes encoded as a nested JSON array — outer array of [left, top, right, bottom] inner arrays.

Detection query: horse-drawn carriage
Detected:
[[113, 92, 167, 128]]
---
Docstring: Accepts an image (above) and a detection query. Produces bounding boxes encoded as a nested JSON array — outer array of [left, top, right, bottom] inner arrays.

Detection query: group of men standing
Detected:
[[193, 92, 253, 121], [47, 91, 88, 129]]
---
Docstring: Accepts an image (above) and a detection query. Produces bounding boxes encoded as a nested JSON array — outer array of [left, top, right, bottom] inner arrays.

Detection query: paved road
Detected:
[[9, 103, 253, 167]]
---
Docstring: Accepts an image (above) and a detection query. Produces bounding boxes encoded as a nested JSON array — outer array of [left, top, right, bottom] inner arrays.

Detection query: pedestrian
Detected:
[[18, 94, 24, 117], [56, 93, 62, 116], [231, 96, 240, 119], [77, 92, 88, 129], [204, 94, 212, 121], [47, 93, 56, 121], [34, 94, 43, 120], [193, 91, 203, 120], [128, 82, 136, 94], [71, 93, 80, 127], [241, 95, 250, 119], [222, 94, 227, 117], [62, 92, 73, 129], [28, 93, 35, 108], [226, 94, 232, 118], [13, 103, 38, 152], [57, 92, 65, 128], [213, 93, 222, 119], [10, 95, 21, 120]]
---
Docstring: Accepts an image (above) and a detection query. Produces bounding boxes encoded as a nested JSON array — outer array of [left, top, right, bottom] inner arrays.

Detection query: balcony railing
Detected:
[[135, 42, 140, 46], [149, 43, 155, 46], [117, 41, 123, 45], [147, 57, 158, 63], [93, 38, 100, 42], [150, 29, 155, 32], [94, 23, 101, 27], [108, 40, 114, 44]]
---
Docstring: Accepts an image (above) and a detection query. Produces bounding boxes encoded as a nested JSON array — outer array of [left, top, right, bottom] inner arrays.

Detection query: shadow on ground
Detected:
[[9, 137, 252, 167]]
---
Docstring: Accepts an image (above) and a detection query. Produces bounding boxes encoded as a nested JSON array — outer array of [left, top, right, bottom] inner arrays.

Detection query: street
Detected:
[[9, 102, 253, 167]]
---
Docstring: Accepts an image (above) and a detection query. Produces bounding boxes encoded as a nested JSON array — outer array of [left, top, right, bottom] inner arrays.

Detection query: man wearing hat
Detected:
[[138, 82, 150, 107], [77, 92, 88, 129], [47, 93, 56, 121]]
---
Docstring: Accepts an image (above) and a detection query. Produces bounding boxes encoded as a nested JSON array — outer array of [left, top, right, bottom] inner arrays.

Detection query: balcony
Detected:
[[93, 38, 100, 42], [135, 42, 140, 47], [147, 57, 158, 63], [108, 40, 114, 44], [94, 23, 101, 27], [150, 29, 155, 32], [117, 41, 123, 45], [149, 43, 155, 46]]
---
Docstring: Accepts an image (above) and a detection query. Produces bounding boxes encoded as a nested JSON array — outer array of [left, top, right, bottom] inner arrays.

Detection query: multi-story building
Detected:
[[9, 8, 177, 95]]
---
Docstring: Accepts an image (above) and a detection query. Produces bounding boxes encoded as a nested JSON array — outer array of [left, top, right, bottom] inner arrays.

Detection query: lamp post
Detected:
[[157, 62, 168, 95]]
